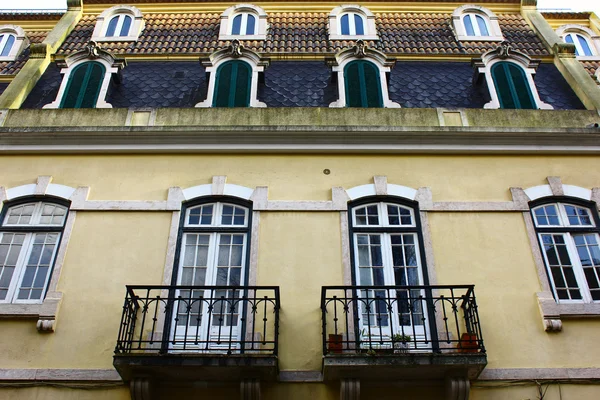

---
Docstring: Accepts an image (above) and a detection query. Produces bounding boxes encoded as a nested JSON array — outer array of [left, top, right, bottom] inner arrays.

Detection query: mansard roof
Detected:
[[0, 31, 48, 75], [56, 12, 549, 57]]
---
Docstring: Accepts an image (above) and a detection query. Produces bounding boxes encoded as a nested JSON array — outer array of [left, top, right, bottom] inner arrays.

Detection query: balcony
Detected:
[[321, 285, 487, 383], [113, 285, 280, 387]]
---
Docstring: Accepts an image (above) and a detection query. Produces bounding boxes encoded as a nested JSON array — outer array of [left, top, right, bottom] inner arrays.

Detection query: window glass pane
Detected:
[[0, 233, 25, 301], [354, 14, 364, 35], [341, 14, 350, 35], [232, 14, 242, 35], [541, 234, 582, 301], [464, 15, 475, 36], [387, 205, 413, 226], [475, 15, 489, 36], [39, 203, 67, 226], [507, 63, 535, 110], [18, 233, 58, 301], [354, 205, 379, 226], [246, 14, 256, 35], [5, 204, 35, 225], [120, 15, 132, 37], [1, 34, 15, 57], [576, 34, 593, 56], [188, 204, 214, 225], [106, 15, 119, 37], [534, 204, 559, 226], [564, 205, 593, 226]]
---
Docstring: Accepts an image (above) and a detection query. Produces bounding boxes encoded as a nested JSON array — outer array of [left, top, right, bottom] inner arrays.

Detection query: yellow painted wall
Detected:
[[0, 387, 130, 400], [471, 384, 600, 400], [1, 154, 600, 202]]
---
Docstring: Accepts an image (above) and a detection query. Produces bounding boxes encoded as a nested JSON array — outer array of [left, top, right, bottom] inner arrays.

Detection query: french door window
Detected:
[[532, 201, 600, 303], [0, 201, 68, 303]]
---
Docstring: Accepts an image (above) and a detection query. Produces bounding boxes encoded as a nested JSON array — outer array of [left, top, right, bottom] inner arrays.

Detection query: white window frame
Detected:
[[452, 5, 503, 42], [0, 25, 28, 62], [474, 45, 553, 110], [91, 5, 145, 42], [556, 24, 600, 61], [329, 42, 400, 108], [328, 5, 378, 41], [532, 202, 600, 304], [219, 4, 268, 41], [195, 42, 267, 108], [0, 202, 67, 305]]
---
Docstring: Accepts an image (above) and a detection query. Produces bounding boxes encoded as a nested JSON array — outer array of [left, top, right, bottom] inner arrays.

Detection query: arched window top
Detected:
[[329, 5, 378, 40], [474, 44, 553, 110], [185, 202, 249, 228], [352, 202, 416, 228], [556, 24, 600, 60], [0, 25, 28, 62], [91, 5, 144, 42], [219, 4, 268, 40], [3, 201, 68, 227], [452, 5, 503, 41]]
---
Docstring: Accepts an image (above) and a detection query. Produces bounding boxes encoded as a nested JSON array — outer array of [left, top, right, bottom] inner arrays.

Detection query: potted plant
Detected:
[[392, 333, 411, 354]]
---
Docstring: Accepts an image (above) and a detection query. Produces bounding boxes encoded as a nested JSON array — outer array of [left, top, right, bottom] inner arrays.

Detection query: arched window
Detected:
[[0, 200, 69, 303], [344, 60, 383, 108], [0, 33, 15, 57], [171, 200, 251, 348], [231, 13, 256, 35], [564, 33, 593, 57], [531, 200, 600, 303], [60, 62, 106, 109], [349, 199, 429, 342], [463, 13, 490, 37], [340, 13, 365, 35], [213, 60, 252, 108], [491, 61, 536, 110], [105, 14, 133, 37]]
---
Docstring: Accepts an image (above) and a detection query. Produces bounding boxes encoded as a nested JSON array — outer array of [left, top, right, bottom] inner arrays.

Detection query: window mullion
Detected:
[[349, 14, 356, 35], [471, 15, 481, 36], [382, 233, 395, 286], [115, 15, 124, 36], [241, 14, 248, 35], [565, 233, 592, 303]]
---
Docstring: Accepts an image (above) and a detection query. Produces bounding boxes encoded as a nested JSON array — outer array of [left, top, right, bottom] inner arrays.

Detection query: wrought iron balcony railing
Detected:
[[114, 285, 280, 356], [321, 285, 485, 355]]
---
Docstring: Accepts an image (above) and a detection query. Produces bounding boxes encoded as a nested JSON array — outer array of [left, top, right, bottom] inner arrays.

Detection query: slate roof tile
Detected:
[[0, 31, 48, 75], [56, 12, 549, 57], [535, 64, 585, 109], [0, 82, 8, 97]]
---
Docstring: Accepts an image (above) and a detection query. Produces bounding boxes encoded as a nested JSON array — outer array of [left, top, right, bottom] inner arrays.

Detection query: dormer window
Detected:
[[0, 25, 28, 62], [556, 25, 600, 60], [219, 4, 268, 41], [91, 5, 144, 42], [329, 5, 378, 40], [452, 5, 503, 42]]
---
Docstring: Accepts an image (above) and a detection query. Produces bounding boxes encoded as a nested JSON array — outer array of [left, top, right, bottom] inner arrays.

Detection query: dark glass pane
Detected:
[[363, 61, 382, 107], [464, 15, 475, 36], [246, 14, 256, 35], [492, 63, 515, 109], [1, 34, 15, 57], [577, 34, 593, 56], [345, 62, 361, 107], [214, 62, 233, 107], [591, 290, 600, 301], [563, 267, 578, 287], [551, 267, 565, 287], [475, 15, 489, 36], [508, 63, 535, 110], [61, 64, 88, 108], [569, 290, 582, 300], [120, 15, 132, 36], [394, 267, 407, 285], [556, 289, 568, 299], [106, 16, 119, 37], [371, 245, 383, 266], [373, 267, 384, 285], [584, 268, 599, 289], [392, 245, 405, 267], [557, 244, 572, 265], [80, 63, 105, 108], [234, 61, 251, 107], [232, 14, 242, 35], [354, 14, 364, 35], [341, 14, 350, 35], [564, 35, 574, 44]]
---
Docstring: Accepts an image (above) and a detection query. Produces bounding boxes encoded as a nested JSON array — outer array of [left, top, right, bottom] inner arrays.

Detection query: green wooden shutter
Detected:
[[344, 61, 383, 108], [60, 62, 106, 109], [213, 61, 251, 108], [491, 62, 536, 110]]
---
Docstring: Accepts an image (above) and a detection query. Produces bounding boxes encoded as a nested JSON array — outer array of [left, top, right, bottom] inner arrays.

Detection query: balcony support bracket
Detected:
[[241, 379, 261, 400], [130, 378, 153, 400], [340, 378, 360, 400], [445, 377, 470, 400]]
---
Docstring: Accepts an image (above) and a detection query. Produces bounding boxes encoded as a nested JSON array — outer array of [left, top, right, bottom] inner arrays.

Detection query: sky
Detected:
[[0, 0, 598, 14]]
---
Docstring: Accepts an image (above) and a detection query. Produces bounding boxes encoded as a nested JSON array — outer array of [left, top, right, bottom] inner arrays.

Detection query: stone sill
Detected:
[[537, 291, 600, 332], [0, 291, 62, 332]]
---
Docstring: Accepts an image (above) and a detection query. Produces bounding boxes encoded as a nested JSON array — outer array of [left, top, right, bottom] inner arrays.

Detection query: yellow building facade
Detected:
[[0, 1, 600, 399]]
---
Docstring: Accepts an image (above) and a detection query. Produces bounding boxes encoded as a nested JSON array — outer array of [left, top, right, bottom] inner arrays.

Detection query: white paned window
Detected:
[[563, 33, 594, 57], [462, 13, 490, 37], [172, 201, 250, 349], [532, 202, 600, 303], [0, 33, 16, 57], [0, 201, 68, 304], [105, 14, 133, 37], [350, 201, 428, 344]]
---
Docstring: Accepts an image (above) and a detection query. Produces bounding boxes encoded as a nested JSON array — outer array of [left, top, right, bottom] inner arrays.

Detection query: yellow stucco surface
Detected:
[[471, 384, 600, 400], [0, 154, 600, 202], [0, 387, 130, 400], [257, 212, 343, 371]]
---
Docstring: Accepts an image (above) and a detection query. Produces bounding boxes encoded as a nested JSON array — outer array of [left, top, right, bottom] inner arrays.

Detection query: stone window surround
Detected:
[[195, 41, 268, 108], [219, 4, 268, 41], [0, 25, 28, 62], [328, 42, 400, 108], [555, 24, 600, 61], [91, 5, 145, 42], [0, 176, 89, 332], [328, 5, 378, 41], [451, 4, 504, 42], [43, 42, 126, 109], [473, 44, 553, 110]]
